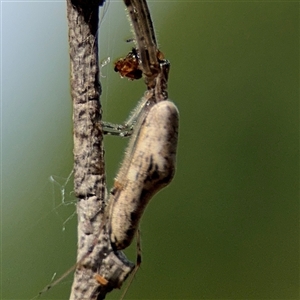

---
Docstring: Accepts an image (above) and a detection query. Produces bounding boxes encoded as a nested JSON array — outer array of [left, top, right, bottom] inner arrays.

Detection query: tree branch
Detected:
[[66, 1, 133, 299]]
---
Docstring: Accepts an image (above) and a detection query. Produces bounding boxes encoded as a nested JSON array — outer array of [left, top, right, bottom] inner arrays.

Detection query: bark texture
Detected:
[[67, 1, 133, 299]]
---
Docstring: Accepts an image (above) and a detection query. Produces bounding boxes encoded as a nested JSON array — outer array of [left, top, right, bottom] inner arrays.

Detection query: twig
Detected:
[[66, 0, 134, 299]]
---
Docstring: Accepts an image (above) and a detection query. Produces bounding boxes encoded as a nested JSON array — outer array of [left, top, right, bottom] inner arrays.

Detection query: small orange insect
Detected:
[[114, 48, 143, 80], [114, 47, 165, 80], [94, 274, 108, 286]]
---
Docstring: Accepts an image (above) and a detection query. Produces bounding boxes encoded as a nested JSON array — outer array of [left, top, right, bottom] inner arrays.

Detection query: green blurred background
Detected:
[[2, 1, 299, 299]]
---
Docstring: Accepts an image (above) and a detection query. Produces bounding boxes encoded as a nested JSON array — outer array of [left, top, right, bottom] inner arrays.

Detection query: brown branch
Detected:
[[66, 1, 134, 299]]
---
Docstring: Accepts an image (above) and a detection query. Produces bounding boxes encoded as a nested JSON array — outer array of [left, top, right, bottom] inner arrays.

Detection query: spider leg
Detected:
[[102, 94, 150, 137], [120, 228, 142, 300]]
